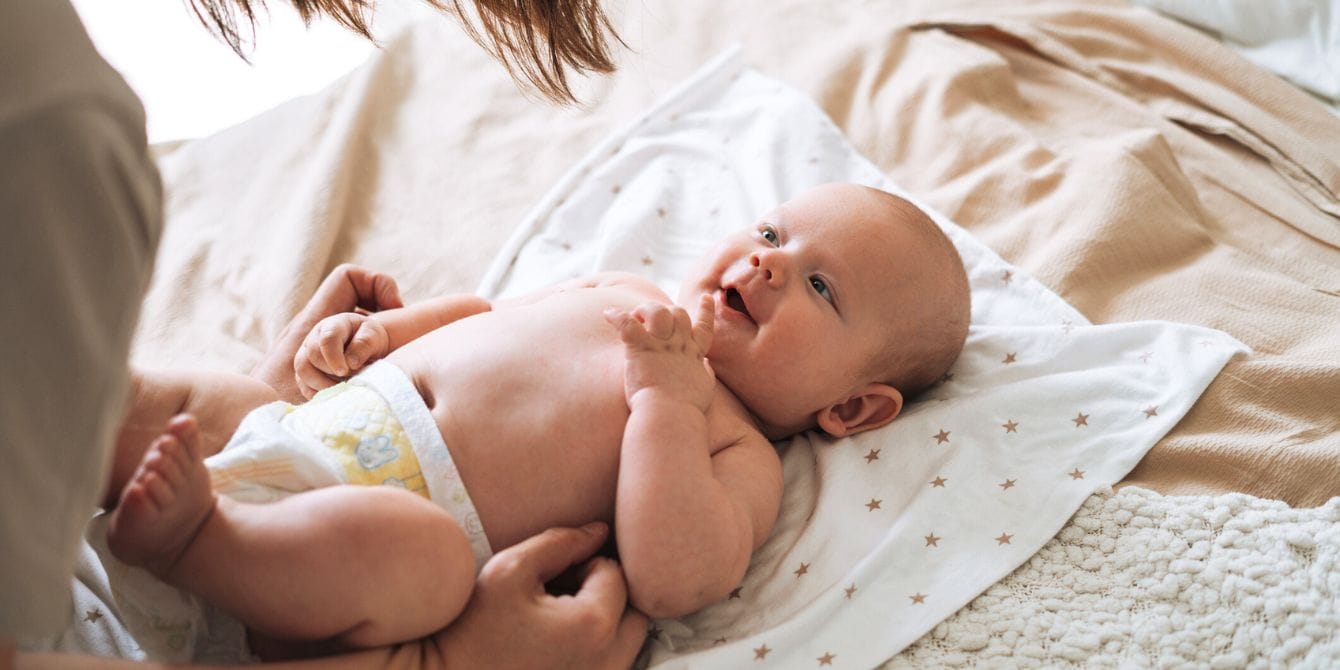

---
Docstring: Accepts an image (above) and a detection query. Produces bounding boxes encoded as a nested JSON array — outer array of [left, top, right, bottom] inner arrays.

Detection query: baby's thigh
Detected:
[[315, 486, 479, 648]]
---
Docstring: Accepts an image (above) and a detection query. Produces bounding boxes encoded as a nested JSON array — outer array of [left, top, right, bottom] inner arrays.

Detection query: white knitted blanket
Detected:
[[886, 487, 1340, 668]]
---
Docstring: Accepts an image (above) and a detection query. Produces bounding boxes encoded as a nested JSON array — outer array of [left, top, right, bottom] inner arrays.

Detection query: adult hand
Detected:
[[429, 522, 648, 670], [251, 264, 402, 403]]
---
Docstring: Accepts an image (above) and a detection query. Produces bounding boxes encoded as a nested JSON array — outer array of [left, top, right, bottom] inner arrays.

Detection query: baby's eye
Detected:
[[760, 226, 779, 245], [810, 276, 834, 303]]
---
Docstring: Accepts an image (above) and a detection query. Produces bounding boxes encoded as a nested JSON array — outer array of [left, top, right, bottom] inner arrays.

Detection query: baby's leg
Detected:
[[186, 488, 478, 649], [105, 368, 278, 509], [110, 418, 477, 648]]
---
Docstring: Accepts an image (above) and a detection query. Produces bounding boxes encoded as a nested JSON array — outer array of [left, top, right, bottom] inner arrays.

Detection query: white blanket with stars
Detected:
[[478, 49, 1245, 668]]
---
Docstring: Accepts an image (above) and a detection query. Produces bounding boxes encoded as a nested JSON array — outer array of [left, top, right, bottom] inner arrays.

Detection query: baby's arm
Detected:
[[604, 298, 782, 619], [295, 292, 491, 397]]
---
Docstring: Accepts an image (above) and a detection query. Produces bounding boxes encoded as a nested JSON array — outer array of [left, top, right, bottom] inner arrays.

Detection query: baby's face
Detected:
[[680, 183, 920, 437]]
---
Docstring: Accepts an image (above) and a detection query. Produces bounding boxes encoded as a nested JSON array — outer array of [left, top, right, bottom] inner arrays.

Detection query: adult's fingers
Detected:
[[608, 609, 651, 669], [494, 523, 610, 586], [342, 265, 404, 312], [569, 555, 630, 622]]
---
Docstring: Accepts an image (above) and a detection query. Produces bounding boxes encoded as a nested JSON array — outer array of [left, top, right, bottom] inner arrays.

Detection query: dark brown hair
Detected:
[[187, 0, 623, 103]]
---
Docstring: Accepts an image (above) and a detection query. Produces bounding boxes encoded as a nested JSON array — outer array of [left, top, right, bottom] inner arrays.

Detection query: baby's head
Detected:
[[680, 183, 970, 440]]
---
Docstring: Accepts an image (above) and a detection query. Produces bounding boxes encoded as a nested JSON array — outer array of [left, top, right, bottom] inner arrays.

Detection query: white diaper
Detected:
[[206, 360, 493, 570]]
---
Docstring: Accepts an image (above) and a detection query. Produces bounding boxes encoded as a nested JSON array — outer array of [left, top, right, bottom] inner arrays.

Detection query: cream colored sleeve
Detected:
[[0, 0, 163, 642]]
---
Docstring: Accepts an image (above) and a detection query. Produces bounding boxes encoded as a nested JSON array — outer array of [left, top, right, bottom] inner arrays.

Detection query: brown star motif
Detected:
[[909, 593, 927, 604], [794, 562, 810, 578], [611, 184, 621, 194], [865, 498, 882, 511], [995, 532, 1014, 545], [1002, 270, 1013, 283], [640, 256, 654, 267], [657, 207, 667, 218], [1073, 412, 1089, 427], [930, 476, 947, 488], [1139, 351, 1153, 364], [729, 586, 743, 599], [999, 479, 1016, 491], [864, 448, 881, 463], [83, 609, 103, 623], [924, 533, 941, 547], [560, 241, 572, 251], [1002, 420, 1019, 433], [754, 645, 772, 660], [818, 652, 836, 666], [1143, 405, 1159, 419], [844, 584, 857, 599], [1003, 352, 1018, 364], [933, 429, 951, 444], [1069, 468, 1085, 480]]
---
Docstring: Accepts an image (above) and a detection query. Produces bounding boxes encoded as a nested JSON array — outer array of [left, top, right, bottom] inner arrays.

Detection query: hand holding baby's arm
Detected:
[[602, 294, 716, 414], [294, 312, 390, 398]]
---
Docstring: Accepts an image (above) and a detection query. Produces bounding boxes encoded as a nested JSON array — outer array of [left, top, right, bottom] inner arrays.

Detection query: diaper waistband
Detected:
[[353, 361, 493, 570]]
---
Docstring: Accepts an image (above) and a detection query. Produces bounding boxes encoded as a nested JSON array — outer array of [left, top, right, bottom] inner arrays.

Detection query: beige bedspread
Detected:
[[139, 0, 1339, 507]]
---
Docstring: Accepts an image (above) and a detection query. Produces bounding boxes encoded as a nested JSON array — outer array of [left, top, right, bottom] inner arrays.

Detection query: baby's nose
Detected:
[[748, 251, 783, 286]]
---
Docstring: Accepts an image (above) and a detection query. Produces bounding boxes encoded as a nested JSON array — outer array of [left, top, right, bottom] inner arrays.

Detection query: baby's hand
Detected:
[[293, 312, 390, 399], [603, 295, 716, 413]]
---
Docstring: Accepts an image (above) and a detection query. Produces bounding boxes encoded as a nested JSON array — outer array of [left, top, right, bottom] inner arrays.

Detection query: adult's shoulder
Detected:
[[0, 0, 147, 138]]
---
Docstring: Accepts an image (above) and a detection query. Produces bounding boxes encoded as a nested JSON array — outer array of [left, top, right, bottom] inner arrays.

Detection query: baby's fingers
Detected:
[[691, 293, 714, 354], [603, 307, 653, 346], [316, 316, 356, 376], [294, 348, 335, 399], [632, 303, 675, 340], [345, 321, 386, 371]]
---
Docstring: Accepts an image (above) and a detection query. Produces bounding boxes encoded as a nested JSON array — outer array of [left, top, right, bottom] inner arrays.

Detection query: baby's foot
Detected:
[[107, 414, 216, 579]]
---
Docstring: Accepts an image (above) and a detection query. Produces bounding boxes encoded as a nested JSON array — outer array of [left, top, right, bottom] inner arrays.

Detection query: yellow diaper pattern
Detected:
[[207, 360, 493, 570], [291, 382, 430, 498]]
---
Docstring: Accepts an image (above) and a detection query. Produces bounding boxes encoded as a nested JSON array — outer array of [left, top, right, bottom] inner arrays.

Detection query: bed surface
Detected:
[[142, 0, 1339, 508]]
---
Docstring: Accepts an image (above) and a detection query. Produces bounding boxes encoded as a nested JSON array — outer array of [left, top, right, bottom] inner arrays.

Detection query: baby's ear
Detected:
[[815, 383, 903, 438]]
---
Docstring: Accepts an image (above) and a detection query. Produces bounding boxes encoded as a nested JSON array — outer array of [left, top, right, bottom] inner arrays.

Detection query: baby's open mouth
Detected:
[[724, 287, 753, 322]]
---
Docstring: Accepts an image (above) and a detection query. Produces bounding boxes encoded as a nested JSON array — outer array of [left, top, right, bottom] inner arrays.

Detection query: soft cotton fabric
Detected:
[[480, 50, 1245, 668]]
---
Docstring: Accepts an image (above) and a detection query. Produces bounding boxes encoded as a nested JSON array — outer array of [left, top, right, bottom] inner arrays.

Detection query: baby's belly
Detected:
[[389, 319, 632, 551]]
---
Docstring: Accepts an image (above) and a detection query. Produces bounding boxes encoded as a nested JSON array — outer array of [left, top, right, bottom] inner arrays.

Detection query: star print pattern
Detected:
[[503, 65, 1241, 669]]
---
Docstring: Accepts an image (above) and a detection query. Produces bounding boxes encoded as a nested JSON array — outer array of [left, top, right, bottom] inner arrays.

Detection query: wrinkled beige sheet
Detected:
[[139, 0, 1339, 507]]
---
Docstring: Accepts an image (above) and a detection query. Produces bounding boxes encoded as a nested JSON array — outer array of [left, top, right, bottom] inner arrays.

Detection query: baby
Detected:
[[104, 182, 971, 654]]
